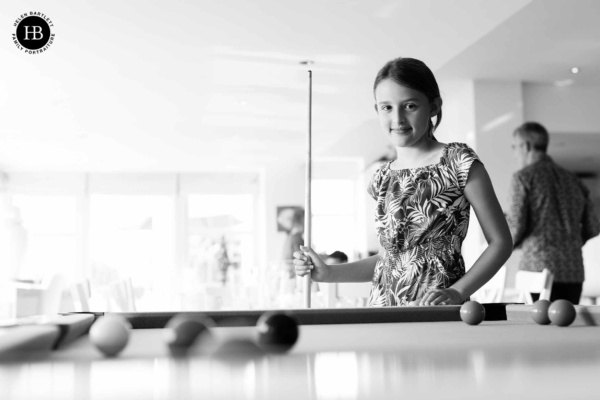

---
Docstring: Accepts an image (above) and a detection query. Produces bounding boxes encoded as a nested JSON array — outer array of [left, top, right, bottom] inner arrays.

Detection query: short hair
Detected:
[[327, 251, 348, 263], [373, 57, 443, 133], [291, 208, 304, 228], [513, 122, 549, 152]]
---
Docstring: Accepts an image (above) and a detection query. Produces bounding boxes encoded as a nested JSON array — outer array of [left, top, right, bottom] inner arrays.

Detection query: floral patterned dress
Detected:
[[367, 142, 480, 307]]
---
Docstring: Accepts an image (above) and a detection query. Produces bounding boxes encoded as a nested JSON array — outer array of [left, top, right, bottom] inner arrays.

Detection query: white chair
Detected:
[[108, 278, 137, 312], [14, 273, 68, 317], [70, 280, 91, 312], [512, 268, 554, 304], [582, 236, 600, 305], [471, 265, 507, 303]]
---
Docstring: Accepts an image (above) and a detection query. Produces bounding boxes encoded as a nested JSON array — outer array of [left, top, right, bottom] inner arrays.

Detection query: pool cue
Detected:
[[303, 69, 313, 308]]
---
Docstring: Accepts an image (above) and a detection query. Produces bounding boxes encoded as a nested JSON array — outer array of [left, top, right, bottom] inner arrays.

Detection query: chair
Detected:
[[471, 265, 507, 303], [69, 280, 92, 312], [14, 273, 68, 317], [108, 278, 137, 312], [512, 268, 554, 304], [581, 236, 600, 305]]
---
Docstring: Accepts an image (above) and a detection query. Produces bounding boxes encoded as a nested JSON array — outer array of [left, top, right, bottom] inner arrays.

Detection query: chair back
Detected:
[[474, 265, 507, 303], [108, 278, 136, 312], [582, 236, 600, 302], [40, 274, 68, 315], [515, 268, 553, 303], [70, 280, 91, 311]]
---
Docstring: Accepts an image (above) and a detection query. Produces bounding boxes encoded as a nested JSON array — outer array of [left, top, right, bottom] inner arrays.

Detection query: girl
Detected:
[[294, 57, 512, 306]]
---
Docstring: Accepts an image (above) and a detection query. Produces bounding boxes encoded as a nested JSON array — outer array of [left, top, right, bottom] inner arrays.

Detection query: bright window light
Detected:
[[11, 195, 78, 279], [89, 195, 175, 311]]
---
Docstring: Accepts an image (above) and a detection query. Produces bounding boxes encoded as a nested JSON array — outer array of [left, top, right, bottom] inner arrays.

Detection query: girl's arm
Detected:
[[421, 160, 513, 305], [294, 246, 379, 283]]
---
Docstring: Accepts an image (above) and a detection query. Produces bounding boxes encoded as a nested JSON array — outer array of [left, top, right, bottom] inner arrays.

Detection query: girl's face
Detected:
[[374, 79, 440, 148]]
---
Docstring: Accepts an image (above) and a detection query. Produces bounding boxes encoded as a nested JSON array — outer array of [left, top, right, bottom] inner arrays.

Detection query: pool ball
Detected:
[[408, 300, 420, 306], [256, 311, 299, 353], [548, 299, 576, 327], [89, 315, 131, 357], [460, 301, 485, 325], [530, 299, 551, 325], [164, 314, 214, 355]]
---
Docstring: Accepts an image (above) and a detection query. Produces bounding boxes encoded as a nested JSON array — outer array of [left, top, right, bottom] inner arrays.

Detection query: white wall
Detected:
[[437, 79, 477, 146], [472, 81, 526, 287], [473, 81, 525, 210], [523, 84, 600, 133]]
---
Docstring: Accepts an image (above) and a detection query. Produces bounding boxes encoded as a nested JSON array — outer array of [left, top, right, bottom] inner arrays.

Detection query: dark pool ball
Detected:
[[530, 299, 552, 325], [460, 301, 486, 325], [164, 314, 214, 355], [548, 299, 576, 327], [256, 311, 299, 353]]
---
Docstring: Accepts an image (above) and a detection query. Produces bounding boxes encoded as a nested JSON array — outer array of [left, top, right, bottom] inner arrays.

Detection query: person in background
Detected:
[[326, 251, 348, 265], [507, 122, 600, 304], [279, 208, 305, 278], [293, 56, 513, 307]]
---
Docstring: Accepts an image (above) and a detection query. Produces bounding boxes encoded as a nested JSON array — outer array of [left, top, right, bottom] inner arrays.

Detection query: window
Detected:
[[10, 195, 79, 280], [88, 194, 175, 311], [181, 194, 256, 310], [8, 168, 368, 312]]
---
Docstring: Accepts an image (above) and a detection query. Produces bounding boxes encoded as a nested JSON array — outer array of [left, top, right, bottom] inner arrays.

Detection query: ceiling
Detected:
[[1, 0, 599, 173]]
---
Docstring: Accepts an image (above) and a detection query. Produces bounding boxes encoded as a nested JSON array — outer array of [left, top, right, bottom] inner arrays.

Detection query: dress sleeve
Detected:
[[367, 164, 386, 200], [449, 143, 481, 191]]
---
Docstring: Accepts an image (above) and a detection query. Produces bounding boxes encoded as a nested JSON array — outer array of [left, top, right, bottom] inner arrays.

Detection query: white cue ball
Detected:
[[89, 315, 131, 357]]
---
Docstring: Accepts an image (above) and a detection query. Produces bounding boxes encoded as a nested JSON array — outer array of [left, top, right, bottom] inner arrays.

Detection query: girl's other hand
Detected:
[[419, 287, 464, 306], [293, 246, 329, 282]]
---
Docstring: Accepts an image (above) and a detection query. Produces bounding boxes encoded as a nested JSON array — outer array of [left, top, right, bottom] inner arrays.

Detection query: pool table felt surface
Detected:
[[2, 304, 600, 400]]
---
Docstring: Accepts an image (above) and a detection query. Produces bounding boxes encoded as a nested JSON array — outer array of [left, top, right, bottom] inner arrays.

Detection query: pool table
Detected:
[[1, 304, 599, 399]]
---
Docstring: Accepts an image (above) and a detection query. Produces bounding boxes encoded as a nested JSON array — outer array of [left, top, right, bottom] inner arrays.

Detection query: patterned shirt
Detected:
[[367, 142, 479, 306], [507, 154, 600, 283]]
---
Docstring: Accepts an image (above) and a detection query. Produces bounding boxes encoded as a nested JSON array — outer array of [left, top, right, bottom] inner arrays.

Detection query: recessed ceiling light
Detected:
[[239, 100, 248, 106], [571, 67, 580, 74]]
